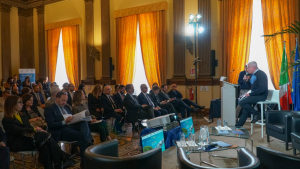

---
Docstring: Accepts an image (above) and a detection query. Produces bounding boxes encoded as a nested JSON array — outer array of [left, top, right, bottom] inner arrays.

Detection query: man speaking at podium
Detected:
[[235, 61, 268, 127]]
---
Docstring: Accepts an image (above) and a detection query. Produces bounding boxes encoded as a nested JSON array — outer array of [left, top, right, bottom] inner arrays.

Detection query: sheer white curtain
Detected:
[[54, 30, 69, 89], [248, 0, 274, 89], [132, 23, 150, 95]]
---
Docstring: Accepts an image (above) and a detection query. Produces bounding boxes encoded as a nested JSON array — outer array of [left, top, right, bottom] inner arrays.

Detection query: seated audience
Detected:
[[45, 86, 60, 107], [21, 87, 31, 96], [0, 90, 10, 112], [44, 92, 93, 168], [101, 86, 125, 134], [113, 85, 125, 109], [149, 82, 158, 95], [3, 77, 13, 90], [21, 94, 45, 129], [101, 83, 108, 95], [138, 84, 168, 117], [168, 84, 205, 110], [31, 84, 45, 108], [12, 75, 21, 91], [2, 96, 75, 169], [78, 84, 87, 99], [10, 86, 19, 96], [37, 82, 49, 100], [123, 84, 154, 129], [22, 76, 32, 88], [150, 86, 176, 114], [159, 84, 195, 118], [72, 90, 111, 142], [88, 84, 103, 119], [0, 125, 9, 169], [114, 84, 120, 95]]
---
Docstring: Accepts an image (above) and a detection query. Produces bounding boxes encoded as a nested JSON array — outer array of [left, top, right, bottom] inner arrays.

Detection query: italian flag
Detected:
[[279, 43, 292, 110]]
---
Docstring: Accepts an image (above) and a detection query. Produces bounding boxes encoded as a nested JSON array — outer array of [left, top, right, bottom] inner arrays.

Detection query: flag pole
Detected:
[[292, 38, 298, 111], [284, 41, 289, 110]]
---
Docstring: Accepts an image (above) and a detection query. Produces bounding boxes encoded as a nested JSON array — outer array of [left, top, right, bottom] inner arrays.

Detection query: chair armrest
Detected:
[[266, 111, 291, 124], [238, 148, 260, 168], [85, 139, 119, 157], [292, 117, 300, 133], [285, 114, 300, 136]]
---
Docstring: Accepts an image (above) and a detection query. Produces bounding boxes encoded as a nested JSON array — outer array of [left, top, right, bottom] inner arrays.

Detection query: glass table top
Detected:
[[209, 126, 250, 139]]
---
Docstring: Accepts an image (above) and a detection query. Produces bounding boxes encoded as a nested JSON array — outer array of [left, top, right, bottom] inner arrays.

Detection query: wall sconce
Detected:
[[89, 46, 100, 61]]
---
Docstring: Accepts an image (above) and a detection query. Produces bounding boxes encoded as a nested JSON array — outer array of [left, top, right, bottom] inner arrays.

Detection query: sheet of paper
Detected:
[[67, 110, 86, 125], [220, 76, 227, 81], [63, 114, 72, 120], [215, 127, 232, 130]]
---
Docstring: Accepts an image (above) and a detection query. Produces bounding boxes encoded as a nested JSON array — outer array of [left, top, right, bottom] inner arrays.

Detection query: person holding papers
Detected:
[[44, 91, 93, 168], [72, 90, 111, 142], [101, 86, 125, 134], [235, 61, 268, 127]]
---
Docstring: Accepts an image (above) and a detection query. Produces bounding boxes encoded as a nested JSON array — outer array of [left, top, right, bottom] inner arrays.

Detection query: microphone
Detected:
[[225, 69, 234, 80]]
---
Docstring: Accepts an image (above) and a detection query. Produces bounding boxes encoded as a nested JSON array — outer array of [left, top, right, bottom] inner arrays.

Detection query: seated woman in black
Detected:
[[72, 90, 111, 142], [88, 84, 103, 119], [22, 76, 32, 88], [2, 96, 74, 169], [21, 94, 45, 129]]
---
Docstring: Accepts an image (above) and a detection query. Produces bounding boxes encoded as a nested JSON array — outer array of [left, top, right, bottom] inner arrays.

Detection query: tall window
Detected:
[[249, 0, 274, 89], [132, 23, 150, 95], [54, 30, 69, 89]]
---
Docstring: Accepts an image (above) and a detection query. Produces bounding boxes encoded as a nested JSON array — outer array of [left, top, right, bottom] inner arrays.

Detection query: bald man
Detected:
[[235, 61, 268, 127]]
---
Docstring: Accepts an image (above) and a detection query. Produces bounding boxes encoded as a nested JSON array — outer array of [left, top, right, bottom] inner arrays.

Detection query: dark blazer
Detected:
[[113, 92, 124, 109], [138, 92, 157, 107], [42, 82, 51, 91], [150, 93, 162, 107], [168, 90, 183, 99], [31, 92, 45, 106], [158, 91, 170, 101], [101, 95, 119, 115], [44, 103, 72, 142], [21, 106, 43, 120], [123, 94, 143, 122], [22, 81, 32, 88], [67, 92, 73, 106], [0, 127, 7, 144], [88, 93, 102, 119], [2, 113, 35, 151]]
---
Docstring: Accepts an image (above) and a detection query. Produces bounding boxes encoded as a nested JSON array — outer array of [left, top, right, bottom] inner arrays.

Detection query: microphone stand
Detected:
[[193, 58, 201, 104]]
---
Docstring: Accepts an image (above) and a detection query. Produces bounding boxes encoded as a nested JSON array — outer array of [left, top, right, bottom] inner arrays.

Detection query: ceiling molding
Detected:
[[0, 0, 64, 9]]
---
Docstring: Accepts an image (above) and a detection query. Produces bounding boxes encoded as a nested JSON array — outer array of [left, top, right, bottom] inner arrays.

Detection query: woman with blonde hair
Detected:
[[88, 84, 103, 119], [72, 90, 111, 142], [2, 96, 74, 169]]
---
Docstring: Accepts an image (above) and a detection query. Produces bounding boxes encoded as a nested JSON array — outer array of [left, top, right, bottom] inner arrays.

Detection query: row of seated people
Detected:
[[2, 76, 51, 92]]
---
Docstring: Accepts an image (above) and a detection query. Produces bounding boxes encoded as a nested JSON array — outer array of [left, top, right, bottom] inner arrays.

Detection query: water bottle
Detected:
[[180, 132, 185, 147], [199, 125, 210, 145], [217, 119, 222, 129]]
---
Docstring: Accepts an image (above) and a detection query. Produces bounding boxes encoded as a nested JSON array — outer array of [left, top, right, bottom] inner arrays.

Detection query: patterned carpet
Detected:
[[10, 110, 207, 169]]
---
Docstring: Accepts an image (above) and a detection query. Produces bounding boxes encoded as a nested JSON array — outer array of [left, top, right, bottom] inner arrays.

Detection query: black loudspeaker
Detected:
[[109, 57, 114, 78], [211, 50, 218, 76]]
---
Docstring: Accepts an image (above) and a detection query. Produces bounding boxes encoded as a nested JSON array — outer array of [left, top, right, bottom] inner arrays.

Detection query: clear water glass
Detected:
[[191, 134, 195, 151], [224, 120, 228, 130], [217, 119, 222, 129], [180, 132, 185, 147]]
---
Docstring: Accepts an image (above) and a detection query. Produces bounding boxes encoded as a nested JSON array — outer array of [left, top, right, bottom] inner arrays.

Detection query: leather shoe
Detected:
[[198, 106, 205, 109], [251, 115, 260, 123]]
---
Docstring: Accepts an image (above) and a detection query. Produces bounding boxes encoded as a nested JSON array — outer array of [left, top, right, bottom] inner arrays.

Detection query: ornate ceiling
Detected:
[[0, 0, 63, 9]]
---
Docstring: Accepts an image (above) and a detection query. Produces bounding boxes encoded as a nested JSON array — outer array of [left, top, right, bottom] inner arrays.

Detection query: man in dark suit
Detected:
[[113, 85, 125, 109], [159, 84, 195, 118], [102, 86, 125, 133], [138, 84, 168, 117], [31, 84, 45, 108], [168, 84, 204, 110], [13, 75, 21, 92], [42, 77, 51, 92], [123, 84, 154, 125], [44, 91, 93, 167], [150, 86, 176, 114], [62, 83, 73, 106], [0, 127, 9, 169]]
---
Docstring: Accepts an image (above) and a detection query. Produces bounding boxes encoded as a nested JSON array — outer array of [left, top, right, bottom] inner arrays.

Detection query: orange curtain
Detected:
[[116, 15, 138, 85], [139, 11, 166, 88], [47, 28, 61, 83], [261, 0, 297, 89], [61, 25, 80, 88], [220, 0, 253, 84]]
